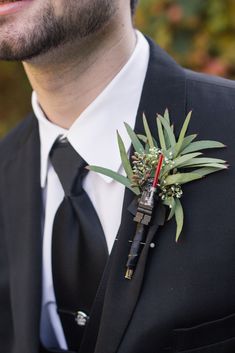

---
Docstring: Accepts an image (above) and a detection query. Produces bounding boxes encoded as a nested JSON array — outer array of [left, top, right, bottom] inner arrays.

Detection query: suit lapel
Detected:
[[2, 116, 42, 352], [93, 39, 187, 353]]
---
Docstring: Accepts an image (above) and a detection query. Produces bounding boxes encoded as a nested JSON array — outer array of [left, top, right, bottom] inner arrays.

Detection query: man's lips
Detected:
[[0, 0, 22, 3], [0, 0, 32, 15]]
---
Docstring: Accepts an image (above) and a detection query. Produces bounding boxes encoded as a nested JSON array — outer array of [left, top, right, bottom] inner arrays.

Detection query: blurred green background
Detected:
[[0, 0, 235, 137]]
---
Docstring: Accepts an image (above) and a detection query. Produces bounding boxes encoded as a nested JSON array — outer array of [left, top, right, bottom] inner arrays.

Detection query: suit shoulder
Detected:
[[0, 113, 36, 164], [185, 68, 235, 93], [184, 69, 235, 118]]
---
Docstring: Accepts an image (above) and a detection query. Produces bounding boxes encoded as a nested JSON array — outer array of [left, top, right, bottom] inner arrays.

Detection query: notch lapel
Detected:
[[2, 116, 42, 352], [93, 39, 187, 353]]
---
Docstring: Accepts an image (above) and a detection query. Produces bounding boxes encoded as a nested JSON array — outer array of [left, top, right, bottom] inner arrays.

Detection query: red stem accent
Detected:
[[153, 154, 164, 188]]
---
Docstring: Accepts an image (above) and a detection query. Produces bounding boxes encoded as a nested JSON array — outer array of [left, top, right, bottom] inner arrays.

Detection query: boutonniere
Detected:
[[88, 110, 227, 279]]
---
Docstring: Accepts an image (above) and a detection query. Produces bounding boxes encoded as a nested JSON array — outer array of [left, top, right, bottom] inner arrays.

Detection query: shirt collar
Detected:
[[33, 30, 150, 188]]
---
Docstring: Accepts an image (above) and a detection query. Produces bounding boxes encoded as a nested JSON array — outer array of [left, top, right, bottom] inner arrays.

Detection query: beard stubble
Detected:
[[0, 0, 117, 61]]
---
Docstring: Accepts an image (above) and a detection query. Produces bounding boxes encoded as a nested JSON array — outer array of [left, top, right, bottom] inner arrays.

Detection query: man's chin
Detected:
[[0, 41, 45, 62]]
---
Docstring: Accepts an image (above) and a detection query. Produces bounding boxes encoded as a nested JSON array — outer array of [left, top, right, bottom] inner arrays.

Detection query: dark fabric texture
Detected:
[[50, 140, 108, 351], [0, 37, 235, 353]]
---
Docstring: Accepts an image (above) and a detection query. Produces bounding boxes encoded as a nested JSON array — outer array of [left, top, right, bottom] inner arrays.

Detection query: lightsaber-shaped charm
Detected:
[[125, 154, 164, 280]]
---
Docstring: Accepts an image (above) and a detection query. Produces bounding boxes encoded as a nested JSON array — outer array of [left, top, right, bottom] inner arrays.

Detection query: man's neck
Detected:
[[23, 12, 136, 129]]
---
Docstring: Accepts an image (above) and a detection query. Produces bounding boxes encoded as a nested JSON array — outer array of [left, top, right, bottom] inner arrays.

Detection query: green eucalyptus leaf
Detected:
[[88, 166, 140, 195], [164, 108, 170, 124], [181, 140, 226, 155], [156, 116, 166, 150], [162, 110, 173, 149], [175, 199, 184, 242], [182, 163, 227, 169], [117, 131, 133, 180], [164, 136, 172, 151], [124, 123, 144, 153], [179, 157, 226, 168], [163, 132, 172, 152], [162, 152, 202, 175], [145, 145, 150, 154], [143, 113, 154, 149], [173, 152, 203, 168], [158, 114, 176, 148], [180, 134, 197, 153], [138, 134, 159, 148], [192, 166, 228, 177], [168, 207, 176, 221], [165, 172, 202, 185], [168, 198, 176, 221], [175, 111, 192, 155], [162, 198, 175, 219], [137, 134, 147, 143], [153, 137, 159, 147]]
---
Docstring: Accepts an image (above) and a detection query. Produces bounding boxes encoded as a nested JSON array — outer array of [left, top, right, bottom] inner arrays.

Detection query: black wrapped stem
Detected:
[[125, 223, 146, 280]]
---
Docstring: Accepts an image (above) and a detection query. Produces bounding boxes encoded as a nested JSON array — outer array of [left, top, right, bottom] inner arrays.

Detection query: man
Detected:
[[0, 0, 235, 352]]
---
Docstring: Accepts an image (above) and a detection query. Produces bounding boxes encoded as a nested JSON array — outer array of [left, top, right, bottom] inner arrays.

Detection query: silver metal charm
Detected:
[[75, 311, 89, 326]]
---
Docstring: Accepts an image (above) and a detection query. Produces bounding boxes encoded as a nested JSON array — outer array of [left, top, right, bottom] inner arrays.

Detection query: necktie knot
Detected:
[[50, 138, 87, 196]]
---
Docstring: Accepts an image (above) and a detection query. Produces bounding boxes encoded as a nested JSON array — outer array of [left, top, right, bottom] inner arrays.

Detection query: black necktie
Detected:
[[50, 139, 108, 352]]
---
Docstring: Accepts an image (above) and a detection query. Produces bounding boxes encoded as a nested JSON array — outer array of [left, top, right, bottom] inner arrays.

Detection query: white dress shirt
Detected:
[[32, 30, 150, 349]]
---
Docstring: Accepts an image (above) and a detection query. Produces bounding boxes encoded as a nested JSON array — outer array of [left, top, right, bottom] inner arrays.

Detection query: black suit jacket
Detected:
[[1, 38, 235, 353]]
